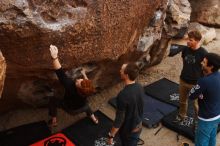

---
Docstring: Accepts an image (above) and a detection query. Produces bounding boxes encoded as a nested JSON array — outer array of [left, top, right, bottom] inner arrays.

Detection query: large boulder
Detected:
[[0, 0, 168, 110], [164, 0, 191, 38], [189, 0, 220, 27], [136, 0, 192, 68]]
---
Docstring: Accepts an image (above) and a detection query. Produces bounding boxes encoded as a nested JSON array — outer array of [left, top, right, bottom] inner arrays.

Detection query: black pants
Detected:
[[48, 97, 93, 117]]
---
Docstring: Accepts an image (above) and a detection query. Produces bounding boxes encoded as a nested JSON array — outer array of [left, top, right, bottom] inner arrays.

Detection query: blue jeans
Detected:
[[195, 118, 220, 146]]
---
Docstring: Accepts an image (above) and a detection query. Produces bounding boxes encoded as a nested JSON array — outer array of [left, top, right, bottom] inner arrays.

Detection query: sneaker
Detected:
[[90, 115, 99, 125], [173, 115, 184, 123], [92, 117, 99, 125]]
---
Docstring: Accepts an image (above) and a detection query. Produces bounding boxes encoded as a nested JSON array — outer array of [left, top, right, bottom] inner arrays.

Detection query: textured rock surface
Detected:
[[137, 3, 169, 67], [0, 50, 6, 98], [164, 0, 191, 38], [0, 0, 167, 110], [189, 0, 220, 27], [136, 0, 192, 69]]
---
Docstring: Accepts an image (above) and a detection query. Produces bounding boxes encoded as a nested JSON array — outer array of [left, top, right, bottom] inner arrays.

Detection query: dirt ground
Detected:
[[0, 29, 219, 146]]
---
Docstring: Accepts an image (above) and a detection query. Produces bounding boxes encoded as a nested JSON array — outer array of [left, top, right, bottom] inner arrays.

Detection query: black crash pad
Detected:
[[108, 94, 177, 128], [0, 121, 51, 146], [162, 109, 220, 141], [62, 111, 121, 146], [144, 78, 180, 107]]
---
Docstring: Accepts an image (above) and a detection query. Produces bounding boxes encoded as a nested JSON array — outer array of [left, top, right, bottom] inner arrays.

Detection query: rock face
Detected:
[[136, 0, 192, 68], [189, 0, 220, 27], [0, 0, 168, 111], [164, 0, 191, 38]]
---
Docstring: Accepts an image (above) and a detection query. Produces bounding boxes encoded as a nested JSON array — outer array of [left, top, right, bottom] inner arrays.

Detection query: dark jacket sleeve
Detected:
[[169, 44, 185, 57], [55, 68, 73, 89], [113, 110, 125, 128], [113, 93, 126, 128], [189, 79, 205, 100]]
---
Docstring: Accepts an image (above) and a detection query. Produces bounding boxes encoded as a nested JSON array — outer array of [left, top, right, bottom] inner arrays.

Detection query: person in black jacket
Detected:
[[170, 30, 208, 122], [107, 63, 144, 146], [48, 45, 98, 126]]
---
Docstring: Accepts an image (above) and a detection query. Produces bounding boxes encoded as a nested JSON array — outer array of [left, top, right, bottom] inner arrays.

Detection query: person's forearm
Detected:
[[110, 110, 125, 137], [109, 127, 119, 137], [108, 126, 118, 145], [113, 110, 125, 128], [82, 72, 88, 80], [52, 58, 62, 70]]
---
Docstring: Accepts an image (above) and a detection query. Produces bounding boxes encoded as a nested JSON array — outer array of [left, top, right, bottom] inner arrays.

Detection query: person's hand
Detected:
[[49, 45, 58, 59], [107, 138, 114, 145], [80, 68, 86, 75]]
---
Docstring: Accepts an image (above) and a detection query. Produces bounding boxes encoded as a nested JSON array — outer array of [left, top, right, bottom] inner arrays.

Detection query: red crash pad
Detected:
[[30, 133, 76, 146]]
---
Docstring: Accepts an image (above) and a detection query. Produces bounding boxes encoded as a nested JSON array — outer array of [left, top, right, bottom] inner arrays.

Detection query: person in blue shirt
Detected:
[[189, 52, 220, 146]]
